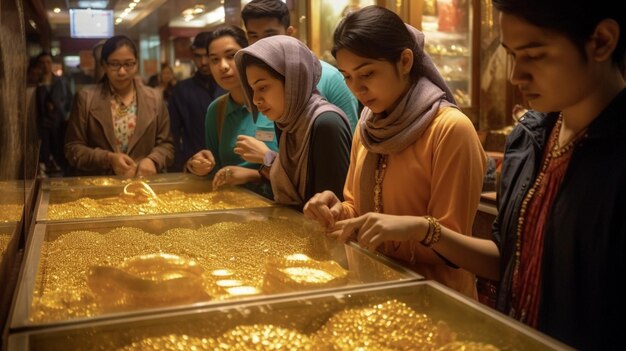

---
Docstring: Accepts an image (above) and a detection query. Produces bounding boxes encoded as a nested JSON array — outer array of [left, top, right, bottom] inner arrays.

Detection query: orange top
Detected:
[[342, 107, 487, 298]]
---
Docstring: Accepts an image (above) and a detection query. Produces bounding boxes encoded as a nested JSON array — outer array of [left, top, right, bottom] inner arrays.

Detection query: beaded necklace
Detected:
[[373, 154, 388, 213], [511, 113, 587, 319], [373, 154, 402, 252]]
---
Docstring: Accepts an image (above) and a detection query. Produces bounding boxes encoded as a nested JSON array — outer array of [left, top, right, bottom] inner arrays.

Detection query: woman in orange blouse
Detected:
[[303, 6, 486, 297]]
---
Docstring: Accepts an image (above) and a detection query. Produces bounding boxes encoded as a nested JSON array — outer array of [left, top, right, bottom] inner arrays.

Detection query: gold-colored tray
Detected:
[[8, 281, 572, 351], [35, 175, 274, 222], [11, 207, 421, 329]]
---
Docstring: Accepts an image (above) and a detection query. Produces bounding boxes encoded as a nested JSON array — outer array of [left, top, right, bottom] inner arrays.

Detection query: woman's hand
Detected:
[[186, 150, 216, 176], [109, 152, 137, 177], [212, 166, 260, 189], [330, 213, 428, 252], [135, 158, 157, 177], [234, 135, 270, 164], [303, 191, 345, 229]]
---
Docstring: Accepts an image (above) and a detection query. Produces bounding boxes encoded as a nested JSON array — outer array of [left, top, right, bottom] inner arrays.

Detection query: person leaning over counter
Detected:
[[304, 6, 487, 299], [65, 35, 174, 177]]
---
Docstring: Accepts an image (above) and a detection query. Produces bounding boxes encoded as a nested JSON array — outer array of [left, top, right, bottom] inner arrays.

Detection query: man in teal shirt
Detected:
[[241, 0, 359, 131]]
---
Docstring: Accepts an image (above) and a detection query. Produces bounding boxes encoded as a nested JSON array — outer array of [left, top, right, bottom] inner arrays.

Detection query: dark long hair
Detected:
[[332, 5, 423, 81], [99, 35, 138, 84], [493, 0, 626, 71]]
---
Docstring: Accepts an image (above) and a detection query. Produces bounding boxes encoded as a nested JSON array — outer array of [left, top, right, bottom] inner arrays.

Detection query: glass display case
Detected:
[[421, 0, 473, 107], [9, 281, 572, 350], [308, 0, 480, 119], [35, 173, 274, 222], [0, 180, 24, 269], [11, 206, 421, 329]]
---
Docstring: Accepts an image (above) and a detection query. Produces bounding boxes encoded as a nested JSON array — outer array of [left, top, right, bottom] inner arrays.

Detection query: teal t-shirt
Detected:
[[205, 94, 278, 174], [318, 61, 359, 132]]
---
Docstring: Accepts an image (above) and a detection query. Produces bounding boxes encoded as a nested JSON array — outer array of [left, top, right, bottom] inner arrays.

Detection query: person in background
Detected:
[[168, 32, 226, 172], [28, 56, 56, 176], [185, 25, 278, 198], [229, 35, 351, 207], [155, 64, 177, 103], [65, 35, 173, 177], [92, 40, 106, 83], [36, 51, 73, 175], [241, 0, 359, 131], [303, 6, 486, 299]]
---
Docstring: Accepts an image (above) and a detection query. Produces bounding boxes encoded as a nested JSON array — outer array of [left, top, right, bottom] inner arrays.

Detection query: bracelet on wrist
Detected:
[[420, 216, 442, 248]]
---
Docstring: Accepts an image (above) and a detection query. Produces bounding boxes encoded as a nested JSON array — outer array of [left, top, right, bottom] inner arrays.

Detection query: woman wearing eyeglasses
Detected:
[[65, 35, 174, 177]]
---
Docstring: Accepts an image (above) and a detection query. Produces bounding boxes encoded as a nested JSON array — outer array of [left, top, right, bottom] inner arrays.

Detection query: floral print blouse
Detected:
[[110, 92, 137, 153]]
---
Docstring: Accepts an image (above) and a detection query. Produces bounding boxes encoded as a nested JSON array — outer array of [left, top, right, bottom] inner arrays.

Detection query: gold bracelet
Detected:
[[421, 216, 441, 248], [420, 217, 434, 247]]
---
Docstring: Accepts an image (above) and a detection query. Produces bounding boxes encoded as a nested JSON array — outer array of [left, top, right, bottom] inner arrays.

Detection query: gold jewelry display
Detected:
[[0, 204, 23, 223], [30, 219, 332, 323], [47, 187, 271, 220], [316, 299, 456, 350], [0, 233, 11, 261], [113, 301, 500, 351], [215, 325, 315, 350], [262, 253, 349, 293], [87, 253, 210, 311], [116, 334, 219, 351]]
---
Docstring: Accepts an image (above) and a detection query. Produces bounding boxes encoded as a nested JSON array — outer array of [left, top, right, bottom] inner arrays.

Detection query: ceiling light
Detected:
[[53, 8, 61, 13], [129, 2, 136, 8]]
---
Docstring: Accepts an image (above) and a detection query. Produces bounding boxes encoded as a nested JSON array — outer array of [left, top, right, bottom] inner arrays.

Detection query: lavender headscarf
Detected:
[[358, 24, 459, 213], [235, 35, 349, 205]]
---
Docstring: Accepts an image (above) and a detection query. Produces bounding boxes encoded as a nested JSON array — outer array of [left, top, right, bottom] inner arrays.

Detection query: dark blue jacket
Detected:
[[167, 73, 225, 171], [493, 88, 626, 350]]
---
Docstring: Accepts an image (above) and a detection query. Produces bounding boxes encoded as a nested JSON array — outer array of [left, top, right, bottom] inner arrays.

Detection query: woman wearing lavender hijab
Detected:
[[303, 6, 486, 297], [215, 35, 351, 207]]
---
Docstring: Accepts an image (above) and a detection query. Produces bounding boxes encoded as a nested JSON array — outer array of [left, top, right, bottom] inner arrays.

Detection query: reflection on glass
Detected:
[[316, 0, 376, 64], [0, 233, 11, 262], [0, 4, 29, 233]]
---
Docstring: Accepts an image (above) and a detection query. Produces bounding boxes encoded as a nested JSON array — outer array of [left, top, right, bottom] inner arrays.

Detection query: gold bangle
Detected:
[[421, 216, 441, 248], [420, 217, 434, 247]]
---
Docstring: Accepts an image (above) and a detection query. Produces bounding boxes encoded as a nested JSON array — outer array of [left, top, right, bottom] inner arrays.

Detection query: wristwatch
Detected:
[[263, 150, 278, 167], [259, 151, 277, 179]]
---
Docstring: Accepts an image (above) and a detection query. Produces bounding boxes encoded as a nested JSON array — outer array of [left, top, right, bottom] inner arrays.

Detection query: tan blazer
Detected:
[[65, 78, 174, 175]]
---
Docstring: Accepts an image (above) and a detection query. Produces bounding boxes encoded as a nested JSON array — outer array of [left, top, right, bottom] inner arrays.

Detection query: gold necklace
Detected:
[[373, 154, 388, 213], [511, 113, 586, 316]]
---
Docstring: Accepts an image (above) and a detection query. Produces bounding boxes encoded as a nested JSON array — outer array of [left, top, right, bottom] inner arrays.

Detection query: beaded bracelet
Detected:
[[421, 216, 442, 248]]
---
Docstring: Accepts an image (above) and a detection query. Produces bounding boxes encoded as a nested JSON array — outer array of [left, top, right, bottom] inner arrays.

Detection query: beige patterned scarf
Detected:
[[235, 35, 349, 205]]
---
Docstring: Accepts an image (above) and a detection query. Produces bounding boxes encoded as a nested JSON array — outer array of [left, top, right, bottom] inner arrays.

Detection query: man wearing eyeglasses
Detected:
[[167, 32, 226, 172]]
